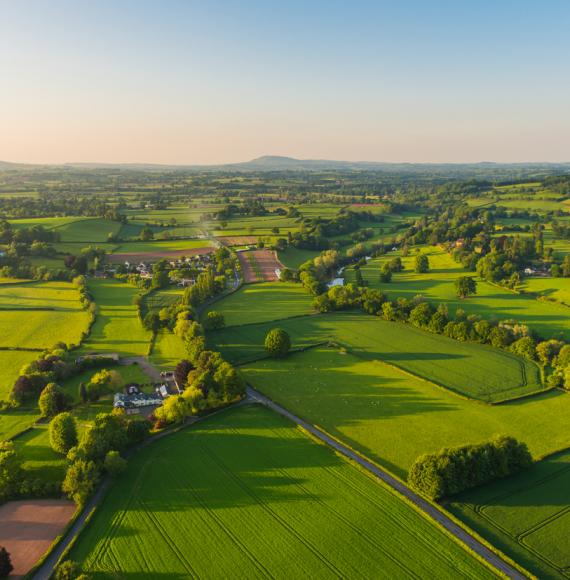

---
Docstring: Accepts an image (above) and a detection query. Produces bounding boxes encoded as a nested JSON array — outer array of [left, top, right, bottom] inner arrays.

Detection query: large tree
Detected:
[[455, 276, 477, 299], [264, 328, 291, 358], [49, 412, 78, 454]]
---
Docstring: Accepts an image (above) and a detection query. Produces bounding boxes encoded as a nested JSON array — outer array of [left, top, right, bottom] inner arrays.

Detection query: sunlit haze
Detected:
[[1, 0, 569, 164]]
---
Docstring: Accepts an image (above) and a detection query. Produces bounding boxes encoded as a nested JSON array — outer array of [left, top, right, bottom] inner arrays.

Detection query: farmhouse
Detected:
[[113, 391, 163, 410]]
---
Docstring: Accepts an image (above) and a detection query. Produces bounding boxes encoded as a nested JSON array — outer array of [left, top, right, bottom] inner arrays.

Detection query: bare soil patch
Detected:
[[0, 499, 76, 577], [238, 250, 283, 283], [108, 247, 214, 263]]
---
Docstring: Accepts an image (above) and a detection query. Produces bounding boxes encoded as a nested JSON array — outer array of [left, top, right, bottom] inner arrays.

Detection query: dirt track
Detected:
[[0, 499, 76, 577]]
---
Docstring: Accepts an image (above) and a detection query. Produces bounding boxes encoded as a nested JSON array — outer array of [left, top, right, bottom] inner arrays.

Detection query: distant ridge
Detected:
[[0, 155, 569, 174]]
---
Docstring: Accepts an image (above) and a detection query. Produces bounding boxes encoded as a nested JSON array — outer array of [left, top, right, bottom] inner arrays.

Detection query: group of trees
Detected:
[[408, 435, 532, 499]]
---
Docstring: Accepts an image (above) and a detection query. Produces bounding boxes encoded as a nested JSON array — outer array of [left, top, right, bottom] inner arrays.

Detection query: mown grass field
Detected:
[[523, 276, 570, 306], [141, 286, 182, 317], [205, 282, 315, 327], [242, 346, 570, 478], [277, 247, 320, 269], [344, 246, 570, 340], [150, 331, 187, 371], [70, 405, 495, 579], [112, 238, 212, 254], [211, 312, 542, 402], [449, 448, 570, 579], [79, 279, 151, 357], [0, 350, 42, 400], [0, 281, 90, 349], [54, 218, 122, 243]]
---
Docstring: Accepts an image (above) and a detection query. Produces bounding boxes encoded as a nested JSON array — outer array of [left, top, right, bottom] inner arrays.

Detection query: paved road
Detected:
[[247, 387, 527, 580]]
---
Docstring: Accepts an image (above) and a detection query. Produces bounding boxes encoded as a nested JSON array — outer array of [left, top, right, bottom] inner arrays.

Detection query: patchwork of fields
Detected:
[[241, 346, 570, 477], [344, 247, 570, 340], [70, 405, 495, 578], [450, 448, 570, 579]]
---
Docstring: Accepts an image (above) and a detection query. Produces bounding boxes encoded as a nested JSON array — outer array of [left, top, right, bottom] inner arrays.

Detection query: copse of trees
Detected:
[[455, 276, 477, 299], [408, 435, 532, 499]]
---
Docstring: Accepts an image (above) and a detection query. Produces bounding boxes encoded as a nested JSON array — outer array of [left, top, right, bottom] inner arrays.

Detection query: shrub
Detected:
[[204, 311, 225, 330], [264, 328, 291, 358], [49, 412, 78, 454], [103, 451, 127, 477], [54, 559, 81, 580], [62, 459, 100, 505], [0, 547, 13, 578]]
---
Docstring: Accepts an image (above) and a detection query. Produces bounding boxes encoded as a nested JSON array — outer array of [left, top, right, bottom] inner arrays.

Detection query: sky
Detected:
[[0, 0, 569, 165]]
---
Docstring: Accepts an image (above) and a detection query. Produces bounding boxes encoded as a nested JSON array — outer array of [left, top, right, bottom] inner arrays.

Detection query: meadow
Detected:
[[112, 238, 212, 255], [79, 279, 151, 357], [204, 282, 315, 326], [277, 247, 320, 269], [211, 312, 542, 402], [70, 405, 495, 579], [0, 281, 90, 349], [449, 448, 570, 579], [0, 349, 43, 400], [150, 331, 187, 370], [242, 346, 570, 478], [344, 246, 570, 340]]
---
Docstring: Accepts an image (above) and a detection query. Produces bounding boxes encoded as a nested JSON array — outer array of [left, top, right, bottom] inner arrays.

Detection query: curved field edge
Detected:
[[210, 311, 543, 403], [240, 346, 570, 478], [448, 447, 570, 580], [68, 405, 496, 579]]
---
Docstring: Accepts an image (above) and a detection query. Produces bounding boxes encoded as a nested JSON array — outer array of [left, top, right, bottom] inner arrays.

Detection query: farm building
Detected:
[[113, 392, 163, 410]]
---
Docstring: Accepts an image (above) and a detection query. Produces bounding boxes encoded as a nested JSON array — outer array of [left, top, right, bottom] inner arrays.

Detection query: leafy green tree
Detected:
[[409, 303, 433, 329], [536, 339, 564, 366], [0, 547, 13, 578], [78, 382, 88, 404], [379, 263, 392, 283], [205, 311, 225, 330], [49, 412, 78, 454], [264, 328, 291, 358], [414, 254, 429, 274], [154, 396, 187, 424], [140, 227, 154, 241], [54, 560, 81, 580], [455, 276, 477, 299], [62, 459, 100, 505], [38, 382, 68, 417], [0, 443, 21, 501], [143, 311, 161, 332], [213, 361, 246, 400], [510, 336, 536, 361], [103, 450, 127, 477]]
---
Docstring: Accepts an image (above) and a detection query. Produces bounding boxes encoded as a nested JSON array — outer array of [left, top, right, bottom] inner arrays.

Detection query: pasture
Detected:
[[449, 448, 570, 579], [112, 238, 212, 255], [242, 346, 570, 478], [150, 331, 187, 370], [344, 246, 570, 340], [211, 312, 543, 402], [0, 349, 42, 400], [205, 282, 314, 327], [278, 247, 320, 269], [0, 281, 90, 349], [70, 405, 494, 579], [53, 218, 122, 243], [79, 279, 151, 357]]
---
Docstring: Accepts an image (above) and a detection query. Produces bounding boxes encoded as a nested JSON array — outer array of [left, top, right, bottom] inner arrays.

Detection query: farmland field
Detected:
[[150, 331, 187, 370], [0, 349, 42, 400], [238, 249, 282, 282], [211, 312, 543, 402], [204, 282, 314, 326], [449, 448, 570, 579], [344, 246, 570, 340], [278, 246, 321, 269], [0, 281, 90, 349], [54, 217, 122, 242], [241, 346, 570, 477], [79, 279, 151, 356], [70, 405, 495, 579], [112, 239, 212, 254]]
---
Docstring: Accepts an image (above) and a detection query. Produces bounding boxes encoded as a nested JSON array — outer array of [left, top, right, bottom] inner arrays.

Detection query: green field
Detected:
[[450, 448, 570, 579], [79, 279, 151, 356], [0, 281, 90, 349], [150, 331, 187, 371], [112, 239, 212, 254], [54, 218, 122, 243], [242, 346, 570, 477], [277, 247, 320, 269], [205, 282, 315, 327], [523, 276, 570, 306], [0, 349, 42, 400], [70, 405, 495, 579], [141, 286, 183, 317], [0, 407, 40, 441], [211, 312, 542, 402], [344, 246, 570, 340]]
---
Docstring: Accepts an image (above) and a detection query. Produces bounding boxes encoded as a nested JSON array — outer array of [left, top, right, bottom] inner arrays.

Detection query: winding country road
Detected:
[[246, 386, 527, 580]]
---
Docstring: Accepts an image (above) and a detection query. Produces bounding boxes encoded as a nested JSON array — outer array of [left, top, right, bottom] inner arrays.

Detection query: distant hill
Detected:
[[1, 156, 569, 175]]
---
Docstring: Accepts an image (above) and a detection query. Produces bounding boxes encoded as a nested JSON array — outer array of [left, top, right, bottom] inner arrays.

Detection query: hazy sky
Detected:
[[1, 0, 569, 164]]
